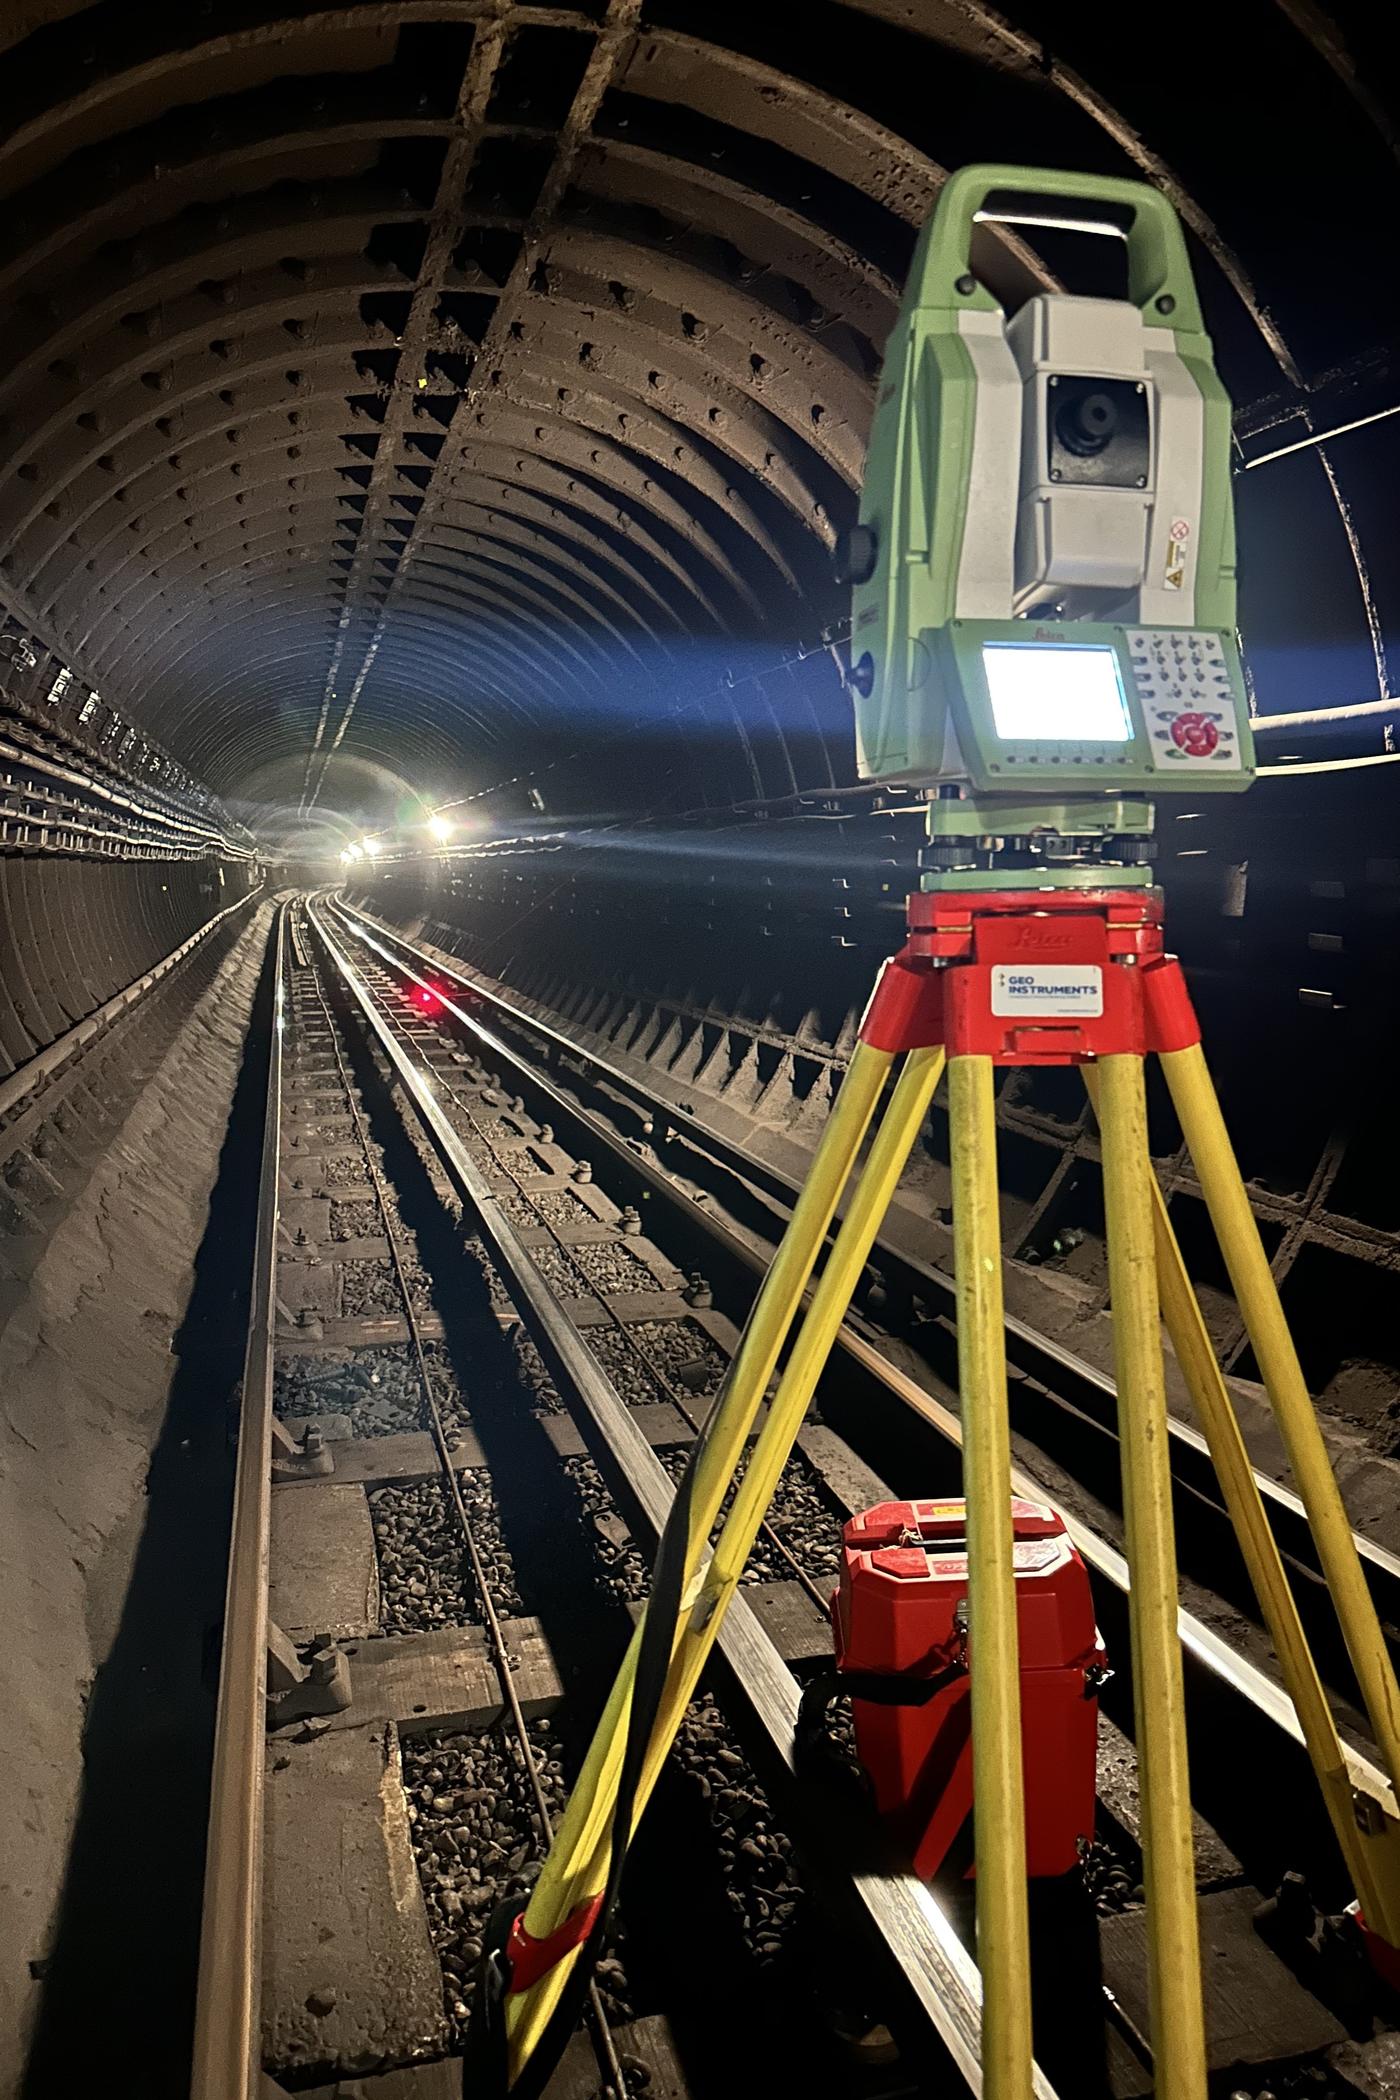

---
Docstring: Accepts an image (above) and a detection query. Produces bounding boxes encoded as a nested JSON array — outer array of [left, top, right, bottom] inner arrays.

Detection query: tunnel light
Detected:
[[344, 842, 364, 861], [427, 813, 455, 844], [361, 836, 382, 857]]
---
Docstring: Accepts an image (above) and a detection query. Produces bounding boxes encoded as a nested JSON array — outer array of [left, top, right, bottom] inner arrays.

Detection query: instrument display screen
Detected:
[[982, 641, 1133, 744]]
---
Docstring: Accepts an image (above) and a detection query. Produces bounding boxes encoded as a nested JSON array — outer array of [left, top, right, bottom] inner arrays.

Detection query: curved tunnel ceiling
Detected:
[[0, 2, 1396, 845]]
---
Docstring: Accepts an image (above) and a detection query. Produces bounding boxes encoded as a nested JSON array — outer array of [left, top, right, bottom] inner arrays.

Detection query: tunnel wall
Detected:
[[0, 902, 271, 2092], [0, 856, 261, 1081]]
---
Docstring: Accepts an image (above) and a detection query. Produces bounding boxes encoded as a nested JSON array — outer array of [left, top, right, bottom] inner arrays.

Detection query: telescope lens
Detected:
[[1055, 388, 1118, 457]]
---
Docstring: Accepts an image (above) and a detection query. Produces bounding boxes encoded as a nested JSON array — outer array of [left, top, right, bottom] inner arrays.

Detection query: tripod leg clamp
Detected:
[[503, 1893, 605, 1993], [1142, 954, 1201, 1053], [858, 955, 943, 1052], [463, 1890, 608, 2100]]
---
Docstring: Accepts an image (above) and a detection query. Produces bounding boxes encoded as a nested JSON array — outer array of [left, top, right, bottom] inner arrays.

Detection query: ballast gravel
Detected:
[[370, 1473, 525, 1631], [402, 1723, 635, 2044]]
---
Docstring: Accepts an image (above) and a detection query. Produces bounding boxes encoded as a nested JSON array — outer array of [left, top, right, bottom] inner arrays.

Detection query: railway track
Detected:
[[193, 901, 1010, 2100], [191, 898, 1400, 2100], [322, 901, 1400, 1753], [315, 898, 1400, 2073]]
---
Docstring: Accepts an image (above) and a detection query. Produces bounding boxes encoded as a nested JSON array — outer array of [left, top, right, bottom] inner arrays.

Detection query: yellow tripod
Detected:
[[474, 880, 1400, 2100]]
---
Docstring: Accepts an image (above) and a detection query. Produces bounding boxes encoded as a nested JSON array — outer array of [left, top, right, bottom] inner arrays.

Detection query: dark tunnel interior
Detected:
[[3, 0, 1398, 1247], [0, 0, 1397, 858], [0, 2, 1396, 1073], [4, 6, 1400, 2098]]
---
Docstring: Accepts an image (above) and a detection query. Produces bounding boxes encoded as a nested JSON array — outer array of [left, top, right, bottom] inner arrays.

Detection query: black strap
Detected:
[[797, 1656, 966, 1753], [460, 1896, 519, 2095]]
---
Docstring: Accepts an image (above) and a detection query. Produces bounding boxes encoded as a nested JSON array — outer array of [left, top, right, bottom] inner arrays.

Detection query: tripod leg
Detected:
[[575, 1042, 949, 1857], [1096, 1054, 1207, 2100], [502, 1039, 892, 2075], [679, 1037, 895, 1567], [946, 1054, 1032, 2100], [706, 1044, 947, 1590], [1081, 1069, 1384, 1921], [1161, 1041, 1400, 1797]]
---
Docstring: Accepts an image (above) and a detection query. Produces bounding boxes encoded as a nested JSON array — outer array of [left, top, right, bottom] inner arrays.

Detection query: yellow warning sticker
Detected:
[[1165, 515, 1190, 592]]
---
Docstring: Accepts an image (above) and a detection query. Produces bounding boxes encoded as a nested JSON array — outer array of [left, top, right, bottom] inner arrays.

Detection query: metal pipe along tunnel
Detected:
[[2, 8, 1400, 2100]]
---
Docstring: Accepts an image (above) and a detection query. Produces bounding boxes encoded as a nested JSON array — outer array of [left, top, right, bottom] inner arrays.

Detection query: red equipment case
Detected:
[[831, 1497, 1106, 1880]]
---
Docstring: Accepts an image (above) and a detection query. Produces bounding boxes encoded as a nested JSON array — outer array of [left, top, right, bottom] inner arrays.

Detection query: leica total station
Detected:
[[471, 169, 1400, 2100]]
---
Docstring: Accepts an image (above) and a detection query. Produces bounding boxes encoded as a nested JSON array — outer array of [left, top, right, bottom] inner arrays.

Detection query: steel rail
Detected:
[[362, 978, 832, 1620], [325, 898, 1397, 1813], [300, 915, 631, 2099], [190, 901, 286, 2100], [0, 884, 260, 1127], [308, 896, 1059, 2100], [334, 899, 1400, 1594]]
